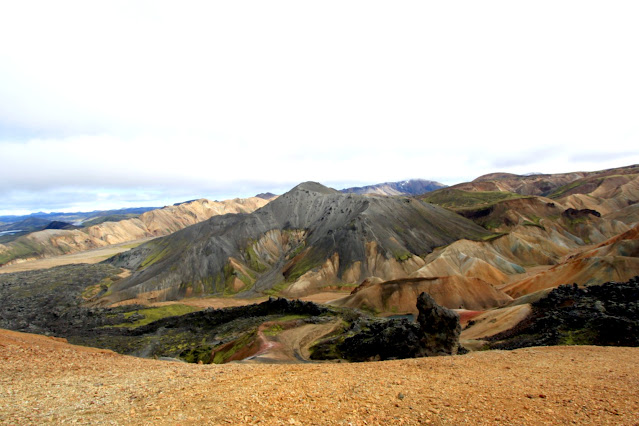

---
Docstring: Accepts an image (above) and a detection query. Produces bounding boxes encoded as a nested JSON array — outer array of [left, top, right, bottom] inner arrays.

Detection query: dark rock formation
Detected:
[[562, 208, 602, 219], [416, 292, 461, 356], [0, 264, 460, 363], [310, 292, 460, 362], [488, 276, 639, 350]]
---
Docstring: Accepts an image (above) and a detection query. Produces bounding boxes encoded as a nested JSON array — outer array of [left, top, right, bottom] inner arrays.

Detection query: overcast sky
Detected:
[[1, 1, 638, 215]]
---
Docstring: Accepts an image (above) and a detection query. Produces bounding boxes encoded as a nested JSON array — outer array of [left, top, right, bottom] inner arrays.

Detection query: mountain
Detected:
[[0, 207, 158, 226], [340, 179, 447, 196], [0, 197, 269, 267], [449, 164, 639, 205], [104, 182, 491, 304], [326, 164, 638, 316], [255, 192, 278, 200]]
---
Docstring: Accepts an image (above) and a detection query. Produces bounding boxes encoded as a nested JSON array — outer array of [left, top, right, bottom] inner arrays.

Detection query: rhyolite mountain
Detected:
[[340, 179, 446, 196], [104, 182, 491, 303], [0, 197, 269, 267]]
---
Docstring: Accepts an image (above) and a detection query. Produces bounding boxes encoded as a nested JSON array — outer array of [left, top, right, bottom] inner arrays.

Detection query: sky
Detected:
[[1, 1, 638, 215]]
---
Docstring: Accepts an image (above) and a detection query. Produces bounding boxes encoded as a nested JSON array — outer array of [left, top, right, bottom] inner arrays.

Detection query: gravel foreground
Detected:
[[0, 329, 637, 425]]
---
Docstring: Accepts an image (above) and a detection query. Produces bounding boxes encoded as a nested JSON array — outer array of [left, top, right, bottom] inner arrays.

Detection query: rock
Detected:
[[311, 292, 461, 361], [415, 292, 461, 356], [488, 276, 639, 349]]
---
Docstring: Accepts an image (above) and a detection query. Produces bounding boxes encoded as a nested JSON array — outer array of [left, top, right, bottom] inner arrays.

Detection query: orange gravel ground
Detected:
[[1, 329, 638, 425]]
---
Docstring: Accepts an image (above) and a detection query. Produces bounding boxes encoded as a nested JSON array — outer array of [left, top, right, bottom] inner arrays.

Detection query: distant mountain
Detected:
[[340, 179, 447, 196], [255, 192, 278, 200], [43, 221, 79, 231], [104, 182, 490, 304], [0, 197, 270, 267], [0, 207, 159, 226], [0, 217, 53, 233]]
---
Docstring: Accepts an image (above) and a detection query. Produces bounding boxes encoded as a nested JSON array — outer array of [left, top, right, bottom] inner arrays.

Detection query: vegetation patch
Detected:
[[263, 280, 290, 296], [392, 250, 412, 262], [523, 215, 544, 229], [263, 324, 283, 336], [421, 189, 527, 210], [109, 304, 198, 328], [81, 213, 141, 227], [283, 249, 324, 283], [0, 239, 43, 266], [81, 276, 117, 300], [480, 232, 508, 242], [180, 345, 213, 364], [140, 243, 172, 269], [244, 243, 268, 273]]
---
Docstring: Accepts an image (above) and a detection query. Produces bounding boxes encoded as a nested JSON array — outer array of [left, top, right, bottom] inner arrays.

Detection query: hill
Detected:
[[326, 165, 637, 316], [104, 182, 491, 303]]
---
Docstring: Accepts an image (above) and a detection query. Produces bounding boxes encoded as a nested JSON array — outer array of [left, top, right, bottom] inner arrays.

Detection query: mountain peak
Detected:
[[291, 181, 340, 195]]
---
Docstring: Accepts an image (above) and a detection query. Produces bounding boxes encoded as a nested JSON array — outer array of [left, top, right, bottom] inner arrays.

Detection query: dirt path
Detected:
[[0, 237, 154, 274], [1, 328, 637, 425], [247, 320, 343, 363]]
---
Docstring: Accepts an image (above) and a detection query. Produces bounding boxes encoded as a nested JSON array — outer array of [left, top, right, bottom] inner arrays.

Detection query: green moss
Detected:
[[221, 262, 256, 295], [284, 250, 323, 283], [522, 216, 544, 229], [559, 329, 597, 345], [140, 245, 171, 269], [286, 242, 306, 260], [263, 280, 290, 296], [180, 345, 213, 363], [480, 232, 508, 242], [320, 282, 358, 291], [245, 243, 268, 272], [276, 314, 309, 322], [109, 304, 198, 328], [359, 303, 380, 315], [547, 180, 585, 198], [81, 276, 117, 300], [0, 239, 43, 266], [263, 324, 283, 336]]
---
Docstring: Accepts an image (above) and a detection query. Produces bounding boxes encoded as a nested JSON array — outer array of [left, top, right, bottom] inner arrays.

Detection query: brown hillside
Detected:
[[501, 224, 639, 297], [1, 328, 637, 425], [331, 276, 512, 314], [0, 197, 269, 267]]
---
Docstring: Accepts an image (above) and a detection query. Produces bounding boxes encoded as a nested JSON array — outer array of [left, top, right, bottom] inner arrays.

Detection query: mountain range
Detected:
[[105, 182, 488, 303], [340, 179, 446, 196], [0, 197, 268, 267], [0, 164, 638, 364]]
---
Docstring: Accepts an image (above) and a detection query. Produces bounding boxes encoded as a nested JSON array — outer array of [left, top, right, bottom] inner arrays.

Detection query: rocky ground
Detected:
[[1, 329, 637, 425]]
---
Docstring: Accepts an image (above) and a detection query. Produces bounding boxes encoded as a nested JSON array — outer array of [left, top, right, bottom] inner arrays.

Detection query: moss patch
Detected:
[[109, 304, 198, 328]]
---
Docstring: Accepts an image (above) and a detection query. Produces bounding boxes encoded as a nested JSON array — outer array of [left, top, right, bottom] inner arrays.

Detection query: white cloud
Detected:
[[0, 1, 638, 213]]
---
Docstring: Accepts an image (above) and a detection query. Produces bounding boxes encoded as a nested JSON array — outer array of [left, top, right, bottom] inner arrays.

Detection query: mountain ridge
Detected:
[[340, 178, 446, 196]]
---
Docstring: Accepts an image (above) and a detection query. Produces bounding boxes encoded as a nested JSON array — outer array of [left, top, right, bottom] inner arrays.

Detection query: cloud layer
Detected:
[[1, 1, 638, 214]]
